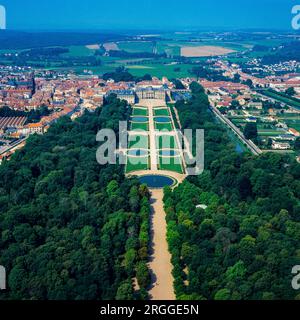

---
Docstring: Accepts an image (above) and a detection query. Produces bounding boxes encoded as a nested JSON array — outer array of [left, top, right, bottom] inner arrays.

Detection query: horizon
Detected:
[[0, 0, 298, 31]]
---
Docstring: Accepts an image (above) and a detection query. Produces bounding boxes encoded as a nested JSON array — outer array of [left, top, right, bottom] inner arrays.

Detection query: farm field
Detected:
[[117, 41, 154, 53], [181, 45, 235, 57]]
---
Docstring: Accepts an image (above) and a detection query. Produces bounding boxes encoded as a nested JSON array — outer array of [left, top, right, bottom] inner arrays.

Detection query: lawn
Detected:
[[156, 135, 178, 149], [126, 156, 149, 173], [132, 108, 148, 116], [155, 122, 173, 131], [158, 156, 183, 174], [131, 122, 149, 131], [154, 108, 170, 116], [128, 135, 149, 149], [258, 132, 282, 137]]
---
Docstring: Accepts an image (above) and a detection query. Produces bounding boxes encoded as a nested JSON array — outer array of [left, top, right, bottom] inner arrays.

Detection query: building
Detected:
[[108, 89, 135, 104], [20, 123, 44, 135], [247, 102, 263, 110], [136, 87, 166, 101], [272, 141, 291, 150], [289, 128, 300, 137]]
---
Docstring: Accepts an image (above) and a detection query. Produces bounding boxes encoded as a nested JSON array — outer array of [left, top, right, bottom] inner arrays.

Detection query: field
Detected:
[[261, 90, 300, 109], [62, 45, 96, 57], [118, 41, 154, 53], [103, 43, 120, 51], [181, 46, 235, 57]]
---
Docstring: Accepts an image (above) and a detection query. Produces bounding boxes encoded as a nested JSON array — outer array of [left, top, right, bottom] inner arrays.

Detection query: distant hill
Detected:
[[0, 30, 126, 49]]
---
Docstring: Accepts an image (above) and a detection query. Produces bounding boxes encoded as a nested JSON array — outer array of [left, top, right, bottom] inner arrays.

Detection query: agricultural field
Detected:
[[117, 41, 154, 53], [181, 45, 235, 57], [261, 90, 300, 109]]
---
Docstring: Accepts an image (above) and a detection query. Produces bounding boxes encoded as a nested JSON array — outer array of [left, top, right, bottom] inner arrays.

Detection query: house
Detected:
[[247, 102, 263, 110], [289, 128, 300, 137], [20, 123, 44, 135], [272, 141, 291, 150]]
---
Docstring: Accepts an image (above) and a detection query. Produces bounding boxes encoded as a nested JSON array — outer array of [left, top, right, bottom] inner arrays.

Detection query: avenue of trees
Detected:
[[0, 96, 151, 300], [164, 82, 300, 300]]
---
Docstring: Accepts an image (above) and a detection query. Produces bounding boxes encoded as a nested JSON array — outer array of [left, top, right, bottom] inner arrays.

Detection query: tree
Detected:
[[244, 123, 258, 140], [136, 262, 151, 289], [116, 281, 134, 300], [214, 289, 231, 300], [285, 87, 296, 96], [295, 137, 300, 150]]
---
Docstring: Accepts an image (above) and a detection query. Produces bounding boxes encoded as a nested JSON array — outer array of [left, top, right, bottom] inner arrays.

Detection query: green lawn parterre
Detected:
[[131, 122, 149, 131], [132, 108, 148, 116], [158, 156, 183, 174], [126, 156, 150, 173], [154, 108, 170, 116]]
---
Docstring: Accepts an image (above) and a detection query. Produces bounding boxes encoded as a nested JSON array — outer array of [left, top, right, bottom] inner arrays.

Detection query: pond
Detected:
[[127, 149, 149, 157], [154, 117, 172, 123], [159, 150, 180, 157], [139, 175, 176, 189], [131, 117, 148, 122]]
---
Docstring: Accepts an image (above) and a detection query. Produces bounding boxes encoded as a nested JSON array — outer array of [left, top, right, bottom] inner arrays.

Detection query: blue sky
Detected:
[[0, 0, 297, 31]]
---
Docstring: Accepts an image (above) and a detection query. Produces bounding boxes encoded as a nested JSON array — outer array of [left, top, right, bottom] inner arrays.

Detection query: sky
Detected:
[[0, 0, 298, 31]]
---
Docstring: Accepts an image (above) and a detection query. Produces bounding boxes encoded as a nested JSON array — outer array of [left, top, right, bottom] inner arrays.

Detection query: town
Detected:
[[1, 56, 300, 164]]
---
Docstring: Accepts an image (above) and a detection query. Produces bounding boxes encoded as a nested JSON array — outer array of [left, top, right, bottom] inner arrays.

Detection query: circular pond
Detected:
[[139, 175, 176, 189], [127, 149, 149, 157], [131, 116, 148, 122], [159, 150, 180, 157], [154, 117, 172, 123]]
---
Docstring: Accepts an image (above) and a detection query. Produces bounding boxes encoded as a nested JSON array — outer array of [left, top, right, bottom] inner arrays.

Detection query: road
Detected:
[[210, 104, 262, 156], [148, 189, 176, 300]]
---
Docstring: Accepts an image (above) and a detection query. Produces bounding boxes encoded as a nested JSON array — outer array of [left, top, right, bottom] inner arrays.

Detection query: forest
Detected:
[[0, 95, 151, 300], [164, 82, 300, 300]]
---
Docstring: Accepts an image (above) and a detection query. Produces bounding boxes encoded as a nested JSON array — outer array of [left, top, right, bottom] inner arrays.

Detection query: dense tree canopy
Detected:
[[0, 96, 151, 300], [165, 82, 300, 300]]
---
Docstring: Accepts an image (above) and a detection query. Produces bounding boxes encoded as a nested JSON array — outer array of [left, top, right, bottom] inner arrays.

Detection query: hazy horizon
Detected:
[[0, 0, 297, 31]]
